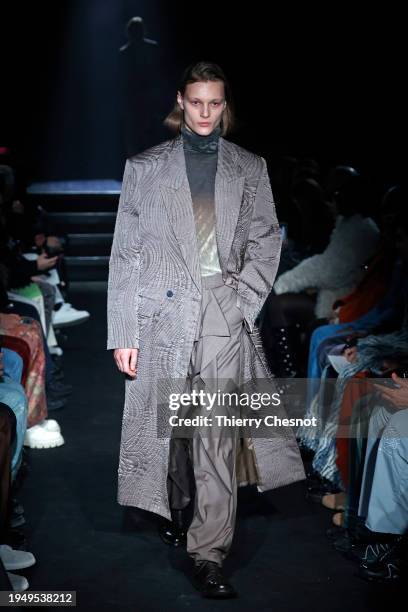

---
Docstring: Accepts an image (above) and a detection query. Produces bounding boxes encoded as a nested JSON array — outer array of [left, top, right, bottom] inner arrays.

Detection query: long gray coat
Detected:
[[107, 132, 305, 519]]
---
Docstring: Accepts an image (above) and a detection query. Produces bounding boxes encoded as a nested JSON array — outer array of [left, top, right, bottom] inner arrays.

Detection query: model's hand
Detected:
[[114, 348, 139, 377]]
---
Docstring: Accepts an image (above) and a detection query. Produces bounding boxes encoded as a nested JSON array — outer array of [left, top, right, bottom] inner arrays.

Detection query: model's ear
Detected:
[[176, 91, 184, 110]]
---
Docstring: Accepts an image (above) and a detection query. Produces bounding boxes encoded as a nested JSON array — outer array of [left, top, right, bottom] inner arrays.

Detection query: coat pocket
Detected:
[[137, 287, 168, 319]]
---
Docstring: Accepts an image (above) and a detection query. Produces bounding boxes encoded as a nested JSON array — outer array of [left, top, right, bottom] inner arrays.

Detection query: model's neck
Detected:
[[181, 122, 221, 154]]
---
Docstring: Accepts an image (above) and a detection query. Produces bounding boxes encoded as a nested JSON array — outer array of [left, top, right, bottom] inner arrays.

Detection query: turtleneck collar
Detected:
[[181, 122, 221, 154]]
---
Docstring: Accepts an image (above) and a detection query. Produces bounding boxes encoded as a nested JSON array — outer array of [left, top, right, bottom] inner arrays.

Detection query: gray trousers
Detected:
[[358, 401, 408, 534], [167, 272, 245, 565]]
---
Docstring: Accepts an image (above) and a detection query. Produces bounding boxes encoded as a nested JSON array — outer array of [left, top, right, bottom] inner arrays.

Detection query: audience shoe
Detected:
[[192, 561, 237, 599], [357, 536, 405, 566], [358, 537, 406, 583], [52, 302, 90, 328], [49, 346, 64, 356], [359, 557, 402, 582], [24, 424, 64, 449], [6, 572, 29, 592], [0, 545, 36, 571], [158, 509, 187, 547], [38, 419, 61, 433]]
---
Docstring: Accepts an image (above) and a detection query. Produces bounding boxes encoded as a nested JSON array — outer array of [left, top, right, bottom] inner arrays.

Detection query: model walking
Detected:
[[107, 61, 305, 599]]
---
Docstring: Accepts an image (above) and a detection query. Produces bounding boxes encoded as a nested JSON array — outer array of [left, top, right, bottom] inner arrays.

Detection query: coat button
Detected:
[[167, 290, 174, 297]]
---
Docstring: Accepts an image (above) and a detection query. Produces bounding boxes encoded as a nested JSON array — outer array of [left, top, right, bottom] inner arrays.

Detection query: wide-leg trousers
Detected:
[[167, 271, 245, 566]]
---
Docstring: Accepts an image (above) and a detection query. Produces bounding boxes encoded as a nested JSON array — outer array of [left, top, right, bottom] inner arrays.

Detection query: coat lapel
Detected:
[[159, 133, 245, 292]]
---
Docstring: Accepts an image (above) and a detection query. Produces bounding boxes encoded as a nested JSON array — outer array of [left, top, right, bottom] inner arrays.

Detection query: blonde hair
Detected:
[[163, 61, 235, 137]]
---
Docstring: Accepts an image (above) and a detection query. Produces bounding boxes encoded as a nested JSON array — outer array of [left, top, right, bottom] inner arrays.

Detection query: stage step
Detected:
[[47, 212, 116, 234], [32, 193, 119, 213], [26, 181, 120, 281], [64, 256, 110, 281], [67, 233, 114, 256]]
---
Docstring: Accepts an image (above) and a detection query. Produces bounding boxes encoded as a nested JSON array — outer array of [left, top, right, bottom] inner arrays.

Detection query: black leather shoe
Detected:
[[193, 561, 237, 599], [158, 521, 187, 546], [158, 509, 187, 547]]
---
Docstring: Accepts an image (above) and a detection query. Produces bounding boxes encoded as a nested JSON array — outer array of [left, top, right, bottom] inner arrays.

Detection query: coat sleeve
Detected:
[[107, 159, 142, 350], [236, 157, 282, 332]]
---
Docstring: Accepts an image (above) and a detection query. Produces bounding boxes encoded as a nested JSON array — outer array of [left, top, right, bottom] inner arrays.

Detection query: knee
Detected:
[[0, 389, 27, 420], [385, 410, 408, 437], [369, 403, 395, 436]]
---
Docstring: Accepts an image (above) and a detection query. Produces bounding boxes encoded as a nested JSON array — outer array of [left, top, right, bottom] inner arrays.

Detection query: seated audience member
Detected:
[[273, 173, 380, 320]]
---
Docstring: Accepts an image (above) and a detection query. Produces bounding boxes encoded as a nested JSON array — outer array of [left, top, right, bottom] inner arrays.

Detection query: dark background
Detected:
[[0, 1, 405, 189]]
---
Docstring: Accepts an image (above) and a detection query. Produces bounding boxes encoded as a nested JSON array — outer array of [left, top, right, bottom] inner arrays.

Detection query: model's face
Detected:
[[177, 80, 226, 136]]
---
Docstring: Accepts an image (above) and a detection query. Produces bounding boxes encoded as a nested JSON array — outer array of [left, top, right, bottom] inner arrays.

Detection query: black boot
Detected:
[[158, 509, 187, 547], [192, 561, 237, 599]]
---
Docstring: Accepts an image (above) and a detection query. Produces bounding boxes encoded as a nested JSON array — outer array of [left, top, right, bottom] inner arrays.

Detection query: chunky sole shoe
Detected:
[[0, 545, 36, 571], [24, 425, 65, 449], [6, 572, 29, 592], [192, 561, 237, 599]]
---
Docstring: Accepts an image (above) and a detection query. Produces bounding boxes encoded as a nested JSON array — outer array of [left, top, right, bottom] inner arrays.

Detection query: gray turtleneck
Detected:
[[181, 123, 222, 277]]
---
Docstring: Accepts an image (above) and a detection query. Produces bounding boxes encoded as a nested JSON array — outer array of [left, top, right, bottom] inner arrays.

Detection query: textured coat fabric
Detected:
[[107, 133, 305, 519]]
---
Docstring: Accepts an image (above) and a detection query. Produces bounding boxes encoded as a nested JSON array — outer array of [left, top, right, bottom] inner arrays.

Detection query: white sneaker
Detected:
[[0, 545, 36, 571], [38, 419, 61, 433], [52, 302, 90, 328], [6, 571, 29, 591], [49, 345, 63, 356], [24, 424, 65, 449]]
